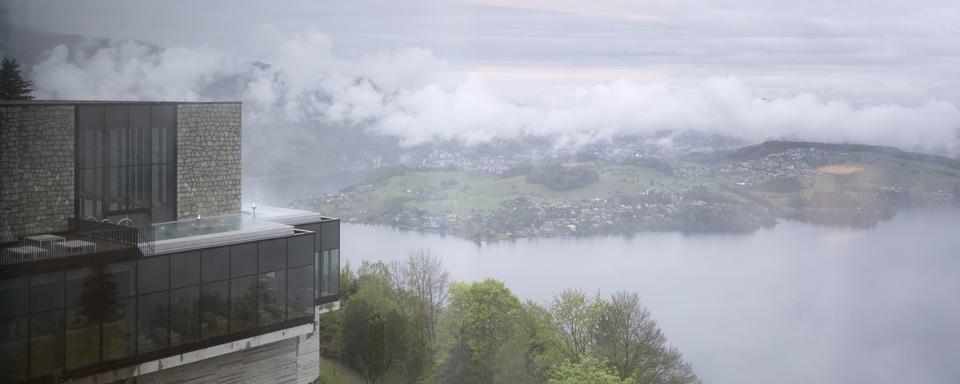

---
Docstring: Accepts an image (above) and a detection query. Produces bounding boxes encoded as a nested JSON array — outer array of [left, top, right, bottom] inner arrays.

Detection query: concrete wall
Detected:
[[176, 103, 242, 220], [0, 105, 75, 237], [74, 320, 321, 384]]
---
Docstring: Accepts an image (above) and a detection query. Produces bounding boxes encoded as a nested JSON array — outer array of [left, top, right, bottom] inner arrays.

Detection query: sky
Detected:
[[3, 0, 960, 155]]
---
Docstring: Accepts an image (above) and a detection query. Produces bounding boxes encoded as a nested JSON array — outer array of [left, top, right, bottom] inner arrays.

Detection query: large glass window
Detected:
[[288, 265, 314, 319], [319, 249, 340, 300], [170, 286, 200, 346], [0, 277, 28, 318], [30, 310, 63, 380], [137, 291, 169, 353], [230, 275, 257, 332], [102, 297, 135, 362], [2, 231, 335, 381], [202, 247, 229, 283], [138, 256, 169, 294], [65, 306, 99, 370], [171, 252, 200, 288], [258, 239, 286, 273], [230, 243, 257, 278], [200, 280, 229, 340], [106, 262, 136, 298], [287, 235, 313, 268], [0, 316, 28, 383], [258, 271, 285, 326], [30, 272, 63, 313], [75, 104, 176, 223]]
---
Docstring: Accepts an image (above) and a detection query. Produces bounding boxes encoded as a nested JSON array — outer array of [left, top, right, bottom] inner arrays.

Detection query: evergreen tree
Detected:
[[0, 58, 34, 100]]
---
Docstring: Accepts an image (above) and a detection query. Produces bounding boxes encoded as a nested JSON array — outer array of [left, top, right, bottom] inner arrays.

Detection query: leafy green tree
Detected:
[[549, 355, 637, 384], [549, 289, 604, 362], [435, 279, 527, 384], [340, 262, 409, 383], [0, 58, 33, 100], [594, 292, 699, 384]]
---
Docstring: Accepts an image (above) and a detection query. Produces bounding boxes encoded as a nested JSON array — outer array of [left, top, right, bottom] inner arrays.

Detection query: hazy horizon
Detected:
[[2, 0, 959, 157]]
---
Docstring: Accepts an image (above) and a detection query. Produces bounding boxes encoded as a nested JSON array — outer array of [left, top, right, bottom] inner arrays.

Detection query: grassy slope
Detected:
[[316, 356, 366, 384], [322, 151, 960, 221]]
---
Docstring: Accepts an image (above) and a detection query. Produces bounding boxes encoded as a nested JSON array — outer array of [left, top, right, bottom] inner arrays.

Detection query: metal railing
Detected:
[[0, 218, 155, 266]]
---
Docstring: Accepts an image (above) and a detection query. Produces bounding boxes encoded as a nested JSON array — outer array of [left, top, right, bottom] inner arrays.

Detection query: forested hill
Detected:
[[729, 141, 960, 169]]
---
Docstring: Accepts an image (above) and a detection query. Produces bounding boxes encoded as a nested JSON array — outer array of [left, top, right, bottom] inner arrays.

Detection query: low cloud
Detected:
[[29, 30, 960, 157]]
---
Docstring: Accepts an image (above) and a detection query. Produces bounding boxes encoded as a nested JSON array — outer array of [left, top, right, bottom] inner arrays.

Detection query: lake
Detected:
[[341, 207, 960, 384]]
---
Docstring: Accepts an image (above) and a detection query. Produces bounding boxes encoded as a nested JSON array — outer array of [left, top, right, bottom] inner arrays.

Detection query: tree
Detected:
[[435, 279, 527, 384], [0, 58, 34, 100], [549, 289, 604, 363], [549, 355, 637, 384], [594, 292, 699, 384], [389, 249, 451, 381], [340, 262, 408, 383]]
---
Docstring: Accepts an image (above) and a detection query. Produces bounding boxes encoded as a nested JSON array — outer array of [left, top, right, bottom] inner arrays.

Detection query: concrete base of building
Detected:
[[71, 302, 342, 384]]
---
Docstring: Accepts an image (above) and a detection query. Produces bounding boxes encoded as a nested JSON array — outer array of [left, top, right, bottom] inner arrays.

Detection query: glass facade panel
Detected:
[[65, 306, 100, 370], [258, 271, 284, 326], [230, 275, 257, 332], [137, 291, 169, 353], [0, 316, 28, 383], [138, 256, 169, 294], [0, 277, 28, 318], [287, 235, 313, 267], [230, 243, 257, 277], [105, 261, 136, 297], [30, 272, 63, 313], [171, 252, 200, 288], [200, 280, 229, 339], [1, 224, 337, 382], [201, 247, 229, 283], [30, 310, 63, 380], [170, 286, 200, 346], [319, 249, 340, 299], [288, 265, 314, 319], [102, 297, 135, 362], [258, 239, 286, 273]]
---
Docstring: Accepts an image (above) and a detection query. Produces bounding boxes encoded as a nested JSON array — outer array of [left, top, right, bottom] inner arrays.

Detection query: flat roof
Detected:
[[0, 100, 241, 106], [149, 206, 333, 254]]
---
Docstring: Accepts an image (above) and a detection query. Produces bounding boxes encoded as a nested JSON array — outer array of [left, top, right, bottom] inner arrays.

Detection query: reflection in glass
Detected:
[[102, 297, 135, 361], [66, 306, 99, 370], [138, 256, 169, 294], [30, 272, 63, 313], [201, 247, 229, 283], [137, 291, 169, 353], [200, 281, 229, 339], [170, 286, 200, 346], [288, 265, 313, 319], [230, 275, 257, 332], [258, 271, 285, 326], [171, 252, 200, 288], [30, 310, 63, 379], [0, 316, 28, 382], [0, 277, 28, 318]]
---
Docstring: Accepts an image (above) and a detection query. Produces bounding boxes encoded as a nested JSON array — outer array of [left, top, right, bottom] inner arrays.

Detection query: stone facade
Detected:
[[0, 105, 75, 237], [176, 103, 242, 220]]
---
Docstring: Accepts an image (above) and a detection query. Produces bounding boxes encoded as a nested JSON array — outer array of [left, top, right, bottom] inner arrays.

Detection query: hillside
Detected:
[[292, 141, 960, 240]]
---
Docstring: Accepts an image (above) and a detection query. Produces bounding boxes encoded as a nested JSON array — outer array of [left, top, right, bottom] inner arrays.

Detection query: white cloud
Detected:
[[28, 31, 960, 157]]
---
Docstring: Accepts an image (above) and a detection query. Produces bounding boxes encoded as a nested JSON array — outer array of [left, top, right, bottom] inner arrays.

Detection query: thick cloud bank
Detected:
[[30, 31, 960, 156]]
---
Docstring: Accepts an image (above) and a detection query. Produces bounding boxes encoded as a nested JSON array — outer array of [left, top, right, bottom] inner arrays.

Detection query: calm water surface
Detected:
[[342, 208, 960, 384]]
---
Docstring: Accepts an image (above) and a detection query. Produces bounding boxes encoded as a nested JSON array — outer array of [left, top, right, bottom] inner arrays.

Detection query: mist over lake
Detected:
[[342, 207, 960, 384]]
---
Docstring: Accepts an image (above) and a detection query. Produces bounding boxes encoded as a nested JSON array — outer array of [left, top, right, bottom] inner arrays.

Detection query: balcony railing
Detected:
[[0, 218, 154, 266]]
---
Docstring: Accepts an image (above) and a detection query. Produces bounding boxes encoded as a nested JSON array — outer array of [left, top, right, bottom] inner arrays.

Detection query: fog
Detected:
[[19, 30, 960, 157], [342, 208, 960, 384]]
